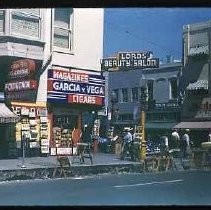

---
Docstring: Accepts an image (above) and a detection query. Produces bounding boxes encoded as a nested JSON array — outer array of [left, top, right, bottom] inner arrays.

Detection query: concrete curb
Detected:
[[0, 163, 143, 182]]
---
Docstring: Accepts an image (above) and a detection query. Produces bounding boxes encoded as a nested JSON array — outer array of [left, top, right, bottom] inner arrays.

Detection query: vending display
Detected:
[[13, 105, 50, 156], [52, 127, 72, 148], [40, 116, 49, 154]]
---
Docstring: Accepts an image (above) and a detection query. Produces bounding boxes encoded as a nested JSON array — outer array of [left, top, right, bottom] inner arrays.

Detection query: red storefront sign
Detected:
[[9, 59, 36, 79], [5, 90, 37, 101], [68, 94, 103, 105], [5, 80, 37, 92], [52, 69, 89, 83]]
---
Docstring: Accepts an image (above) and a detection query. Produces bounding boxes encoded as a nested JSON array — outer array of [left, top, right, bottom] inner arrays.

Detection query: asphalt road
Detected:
[[0, 170, 211, 206]]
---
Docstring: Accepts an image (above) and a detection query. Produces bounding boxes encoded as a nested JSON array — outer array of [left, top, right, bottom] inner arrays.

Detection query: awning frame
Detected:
[[0, 103, 20, 124]]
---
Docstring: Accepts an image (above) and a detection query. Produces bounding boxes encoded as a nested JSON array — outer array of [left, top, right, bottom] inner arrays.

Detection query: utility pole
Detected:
[[140, 110, 146, 160], [139, 81, 148, 161]]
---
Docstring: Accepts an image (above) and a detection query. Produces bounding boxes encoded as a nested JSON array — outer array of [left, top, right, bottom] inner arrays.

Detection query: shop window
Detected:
[[147, 80, 154, 101], [53, 115, 77, 129], [11, 9, 41, 39], [53, 8, 73, 50], [131, 87, 138, 102], [121, 88, 128, 102], [112, 89, 119, 103]]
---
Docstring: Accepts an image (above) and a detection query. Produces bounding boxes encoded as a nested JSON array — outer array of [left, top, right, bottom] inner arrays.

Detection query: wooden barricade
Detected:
[[143, 153, 176, 172], [72, 143, 93, 165], [191, 148, 211, 169], [53, 155, 72, 178]]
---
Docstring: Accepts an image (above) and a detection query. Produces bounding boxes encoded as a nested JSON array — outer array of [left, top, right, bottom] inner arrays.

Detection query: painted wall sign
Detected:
[[9, 59, 36, 79], [5, 90, 37, 101], [12, 105, 47, 117], [5, 80, 37, 92], [68, 94, 103, 105], [47, 80, 104, 96], [47, 69, 105, 106], [51, 69, 89, 83]]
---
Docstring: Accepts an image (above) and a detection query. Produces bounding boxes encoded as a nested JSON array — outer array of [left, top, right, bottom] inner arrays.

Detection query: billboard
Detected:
[[47, 69, 105, 106]]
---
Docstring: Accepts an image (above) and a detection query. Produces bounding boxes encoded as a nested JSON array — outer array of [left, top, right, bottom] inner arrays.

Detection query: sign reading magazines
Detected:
[[47, 69, 105, 106], [101, 51, 159, 71]]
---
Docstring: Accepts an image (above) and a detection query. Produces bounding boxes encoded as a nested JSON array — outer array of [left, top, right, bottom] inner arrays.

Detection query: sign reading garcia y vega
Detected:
[[47, 69, 105, 106]]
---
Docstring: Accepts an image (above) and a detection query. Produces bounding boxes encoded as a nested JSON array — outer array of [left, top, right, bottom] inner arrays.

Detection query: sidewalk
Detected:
[[0, 153, 143, 182]]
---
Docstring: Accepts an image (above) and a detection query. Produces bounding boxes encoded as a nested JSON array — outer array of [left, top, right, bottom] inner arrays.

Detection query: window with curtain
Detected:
[[131, 87, 138, 102], [0, 10, 5, 34], [54, 8, 73, 49], [11, 9, 41, 38]]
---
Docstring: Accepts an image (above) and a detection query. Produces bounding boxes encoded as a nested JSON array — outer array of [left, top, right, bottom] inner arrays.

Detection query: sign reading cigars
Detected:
[[47, 69, 105, 106]]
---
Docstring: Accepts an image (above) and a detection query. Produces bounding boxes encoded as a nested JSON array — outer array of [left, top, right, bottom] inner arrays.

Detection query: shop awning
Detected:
[[0, 103, 20, 123], [145, 122, 178, 129], [186, 80, 208, 90], [174, 121, 211, 129]]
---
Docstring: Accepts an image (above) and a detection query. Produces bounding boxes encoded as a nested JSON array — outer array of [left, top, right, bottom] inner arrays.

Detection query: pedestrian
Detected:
[[171, 128, 180, 149], [120, 127, 133, 160], [208, 131, 211, 142], [81, 124, 91, 143], [180, 129, 191, 158], [160, 134, 169, 156]]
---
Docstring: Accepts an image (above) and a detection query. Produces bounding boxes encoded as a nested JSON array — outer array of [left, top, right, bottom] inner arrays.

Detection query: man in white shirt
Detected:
[[121, 128, 133, 160], [181, 129, 191, 158]]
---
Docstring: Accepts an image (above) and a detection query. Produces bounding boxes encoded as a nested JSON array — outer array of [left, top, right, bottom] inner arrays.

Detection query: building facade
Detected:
[[0, 8, 104, 157], [175, 20, 211, 146], [106, 55, 181, 142]]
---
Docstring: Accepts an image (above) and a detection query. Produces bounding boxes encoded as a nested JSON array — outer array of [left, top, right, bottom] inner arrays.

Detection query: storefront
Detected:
[[4, 58, 48, 157], [47, 68, 105, 156], [11, 101, 50, 157], [0, 101, 20, 158]]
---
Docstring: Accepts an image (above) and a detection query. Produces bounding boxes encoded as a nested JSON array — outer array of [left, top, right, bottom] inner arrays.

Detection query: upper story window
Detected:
[[169, 78, 178, 99], [112, 89, 119, 103], [131, 87, 139, 102], [0, 10, 5, 34], [11, 9, 41, 39], [147, 80, 154, 101], [53, 8, 73, 50], [121, 88, 128, 102]]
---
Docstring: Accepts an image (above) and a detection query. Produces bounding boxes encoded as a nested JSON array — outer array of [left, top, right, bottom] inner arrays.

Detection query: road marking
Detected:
[[114, 179, 183, 188]]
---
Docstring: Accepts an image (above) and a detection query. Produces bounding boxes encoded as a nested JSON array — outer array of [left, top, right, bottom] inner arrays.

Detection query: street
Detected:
[[0, 170, 210, 205]]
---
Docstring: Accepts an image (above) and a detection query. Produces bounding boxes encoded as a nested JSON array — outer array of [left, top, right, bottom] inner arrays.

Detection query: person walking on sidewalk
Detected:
[[180, 129, 191, 159], [120, 128, 133, 160], [160, 134, 169, 157]]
